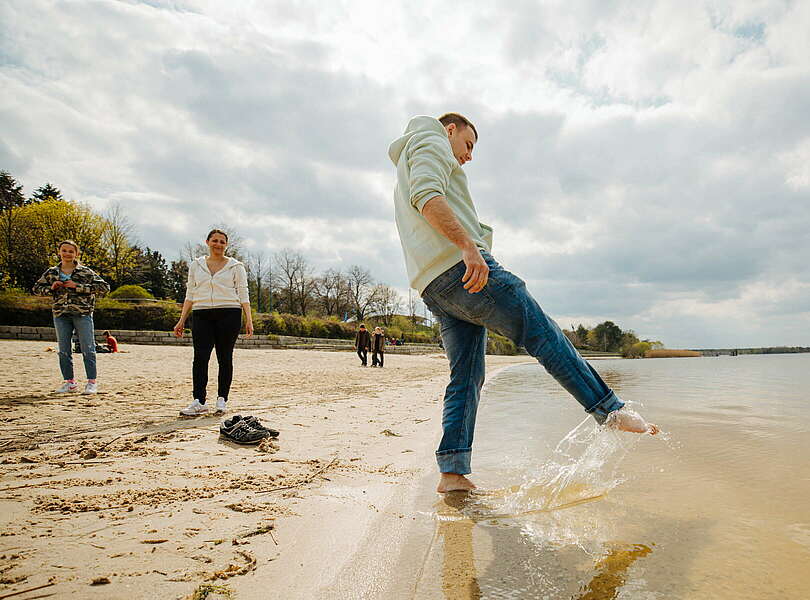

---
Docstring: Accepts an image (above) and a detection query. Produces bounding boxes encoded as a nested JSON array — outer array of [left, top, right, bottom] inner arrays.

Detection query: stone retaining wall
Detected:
[[0, 325, 442, 355]]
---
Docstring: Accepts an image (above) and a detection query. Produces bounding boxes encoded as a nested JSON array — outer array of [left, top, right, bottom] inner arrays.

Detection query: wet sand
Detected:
[[412, 356, 810, 599], [0, 340, 528, 599]]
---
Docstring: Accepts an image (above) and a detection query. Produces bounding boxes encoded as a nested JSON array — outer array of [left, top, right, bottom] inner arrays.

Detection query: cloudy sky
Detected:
[[2, 0, 809, 348]]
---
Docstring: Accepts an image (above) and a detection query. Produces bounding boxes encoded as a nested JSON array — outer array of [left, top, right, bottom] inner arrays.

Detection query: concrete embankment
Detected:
[[0, 324, 441, 355]]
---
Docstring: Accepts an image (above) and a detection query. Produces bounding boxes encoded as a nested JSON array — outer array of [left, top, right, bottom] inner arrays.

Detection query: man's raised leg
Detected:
[[481, 254, 657, 433]]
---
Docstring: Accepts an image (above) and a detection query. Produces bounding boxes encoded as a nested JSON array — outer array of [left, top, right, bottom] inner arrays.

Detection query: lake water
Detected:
[[418, 354, 810, 599]]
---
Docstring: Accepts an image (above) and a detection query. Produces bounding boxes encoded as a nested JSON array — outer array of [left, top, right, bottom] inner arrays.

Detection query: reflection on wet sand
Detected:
[[436, 492, 481, 600], [434, 491, 654, 600], [575, 543, 653, 600]]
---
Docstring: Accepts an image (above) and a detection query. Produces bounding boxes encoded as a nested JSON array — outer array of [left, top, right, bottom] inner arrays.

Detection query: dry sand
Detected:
[[0, 340, 529, 599]]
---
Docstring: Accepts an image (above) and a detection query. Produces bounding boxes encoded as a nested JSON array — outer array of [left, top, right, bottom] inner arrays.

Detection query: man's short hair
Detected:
[[438, 112, 478, 141]]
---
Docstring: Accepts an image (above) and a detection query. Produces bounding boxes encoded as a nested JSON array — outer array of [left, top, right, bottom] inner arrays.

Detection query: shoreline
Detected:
[[0, 340, 530, 599]]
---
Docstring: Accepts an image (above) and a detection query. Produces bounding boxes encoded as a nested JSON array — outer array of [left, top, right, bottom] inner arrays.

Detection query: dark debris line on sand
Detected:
[[255, 456, 339, 494]]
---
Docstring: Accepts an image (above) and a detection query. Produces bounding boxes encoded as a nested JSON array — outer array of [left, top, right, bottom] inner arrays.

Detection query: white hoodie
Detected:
[[184, 256, 249, 310], [388, 116, 492, 293]]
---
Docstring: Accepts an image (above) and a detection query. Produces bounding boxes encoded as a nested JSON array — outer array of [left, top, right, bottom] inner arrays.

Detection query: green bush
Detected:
[[109, 284, 154, 299], [255, 312, 354, 339], [0, 293, 179, 330], [95, 301, 179, 330], [409, 331, 435, 344], [0, 287, 27, 298], [623, 341, 652, 359], [305, 317, 329, 339], [0, 293, 54, 326], [96, 297, 130, 310], [1, 294, 442, 343], [487, 333, 518, 355]]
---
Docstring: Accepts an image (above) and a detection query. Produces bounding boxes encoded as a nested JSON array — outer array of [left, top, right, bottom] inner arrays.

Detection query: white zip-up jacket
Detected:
[[184, 256, 249, 310]]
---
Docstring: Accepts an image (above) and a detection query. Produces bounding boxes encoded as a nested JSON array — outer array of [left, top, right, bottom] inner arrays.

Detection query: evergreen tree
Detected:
[[138, 247, 170, 298], [0, 172, 29, 287], [575, 324, 590, 349], [31, 183, 63, 202], [167, 259, 189, 302], [588, 321, 624, 352]]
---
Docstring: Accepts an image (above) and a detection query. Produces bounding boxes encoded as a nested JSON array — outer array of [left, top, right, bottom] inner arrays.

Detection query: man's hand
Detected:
[[421, 197, 489, 294], [461, 246, 489, 293]]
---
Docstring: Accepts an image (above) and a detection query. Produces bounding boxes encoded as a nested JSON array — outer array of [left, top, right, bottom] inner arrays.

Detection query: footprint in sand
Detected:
[[787, 523, 810, 549]]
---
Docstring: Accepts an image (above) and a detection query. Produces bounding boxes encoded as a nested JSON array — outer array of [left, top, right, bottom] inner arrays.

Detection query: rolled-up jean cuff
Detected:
[[586, 391, 624, 424], [436, 449, 472, 475]]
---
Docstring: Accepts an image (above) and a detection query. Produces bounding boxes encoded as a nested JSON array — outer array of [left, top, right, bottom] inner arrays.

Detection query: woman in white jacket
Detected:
[[173, 229, 253, 415]]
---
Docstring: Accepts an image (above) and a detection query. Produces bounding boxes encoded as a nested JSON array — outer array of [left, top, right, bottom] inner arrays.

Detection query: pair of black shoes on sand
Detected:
[[220, 414, 279, 445]]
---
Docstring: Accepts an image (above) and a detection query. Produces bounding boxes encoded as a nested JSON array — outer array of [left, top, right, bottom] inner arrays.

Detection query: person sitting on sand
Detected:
[[388, 113, 659, 493], [173, 229, 253, 416], [33, 240, 110, 395], [355, 324, 371, 367], [103, 330, 118, 353], [371, 326, 386, 368]]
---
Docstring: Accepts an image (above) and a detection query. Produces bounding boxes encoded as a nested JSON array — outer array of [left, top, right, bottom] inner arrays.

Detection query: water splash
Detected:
[[456, 404, 659, 528]]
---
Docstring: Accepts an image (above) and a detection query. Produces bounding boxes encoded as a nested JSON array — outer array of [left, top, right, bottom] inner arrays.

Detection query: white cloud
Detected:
[[1, 0, 808, 347]]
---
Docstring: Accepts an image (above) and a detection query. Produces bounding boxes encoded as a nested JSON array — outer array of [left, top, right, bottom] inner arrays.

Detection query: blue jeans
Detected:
[[54, 314, 97, 380], [421, 252, 624, 474]]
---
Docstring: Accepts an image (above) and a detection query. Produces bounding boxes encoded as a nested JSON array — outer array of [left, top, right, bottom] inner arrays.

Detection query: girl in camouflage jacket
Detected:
[[33, 240, 110, 394]]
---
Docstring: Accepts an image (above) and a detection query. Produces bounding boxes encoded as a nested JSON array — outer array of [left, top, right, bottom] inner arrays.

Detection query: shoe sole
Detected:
[[219, 432, 264, 445], [179, 411, 209, 417]]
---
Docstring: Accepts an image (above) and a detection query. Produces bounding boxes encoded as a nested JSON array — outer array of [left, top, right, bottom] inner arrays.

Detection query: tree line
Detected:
[[562, 321, 663, 358], [2, 170, 664, 352], [0, 171, 409, 325]]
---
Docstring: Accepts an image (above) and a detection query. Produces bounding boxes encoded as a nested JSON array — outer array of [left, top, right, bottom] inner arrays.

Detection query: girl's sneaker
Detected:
[[83, 382, 98, 395], [180, 400, 208, 416], [215, 397, 227, 414], [55, 381, 79, 393]]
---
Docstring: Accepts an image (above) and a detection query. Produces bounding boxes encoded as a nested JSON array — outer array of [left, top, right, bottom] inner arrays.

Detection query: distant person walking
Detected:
[[389, 113, 659, 493], [355, 324, 371, 367], [371, 326, 385, 368], [173, 229, 253, 416], [33, 240, 110, 394]]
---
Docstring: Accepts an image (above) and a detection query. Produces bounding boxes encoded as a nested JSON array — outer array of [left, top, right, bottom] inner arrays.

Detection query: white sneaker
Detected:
[[83, 382, 98, 395], [55, 381, 79, 393], [180, 399, 209, 416], [215, 397, 227, 414]]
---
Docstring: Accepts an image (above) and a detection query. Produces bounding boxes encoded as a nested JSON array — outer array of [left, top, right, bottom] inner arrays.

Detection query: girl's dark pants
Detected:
[[372, 350, 384, 367], [191, 308, 242, 403]]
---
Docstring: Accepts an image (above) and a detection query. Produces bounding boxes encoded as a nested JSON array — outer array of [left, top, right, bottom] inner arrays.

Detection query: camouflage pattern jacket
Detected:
[[33, 264, 110, 317]]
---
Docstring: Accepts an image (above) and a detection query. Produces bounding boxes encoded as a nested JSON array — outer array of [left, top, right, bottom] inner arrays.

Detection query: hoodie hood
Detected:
[[388, 115, 446, 165], [195, 255, 241, 274]]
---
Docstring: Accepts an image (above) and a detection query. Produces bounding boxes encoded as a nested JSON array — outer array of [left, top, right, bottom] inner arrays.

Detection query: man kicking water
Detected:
[[388, 113, 659, 493]]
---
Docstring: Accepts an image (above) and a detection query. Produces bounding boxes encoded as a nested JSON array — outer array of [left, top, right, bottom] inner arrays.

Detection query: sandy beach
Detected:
[[0, 339, 528, 599]]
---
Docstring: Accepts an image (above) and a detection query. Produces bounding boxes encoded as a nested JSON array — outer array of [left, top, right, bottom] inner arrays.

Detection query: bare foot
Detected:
[[437, 473, 477, 493], [606, 408, 659, 435]]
